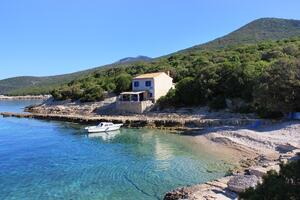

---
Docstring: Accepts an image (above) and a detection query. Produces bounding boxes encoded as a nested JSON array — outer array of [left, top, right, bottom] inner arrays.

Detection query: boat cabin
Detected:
[[98, 122, 114, 127]]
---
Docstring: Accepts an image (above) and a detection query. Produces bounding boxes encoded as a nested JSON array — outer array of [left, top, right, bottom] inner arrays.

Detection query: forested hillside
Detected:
[[51, 37, 300, 117], [0, 57, 152, 95], [1, 18, 300, 95]]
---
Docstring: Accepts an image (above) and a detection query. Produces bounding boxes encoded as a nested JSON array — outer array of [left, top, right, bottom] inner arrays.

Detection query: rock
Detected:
[[248, 166, 268, 177], [293, 149, 300, 155], [267, 165, 280, 173], [276, 144, 297, 153], [248, 165, 280, 177], [164, 188, 190, 200], [227, 175, 259, 193], [164, 176, 238, 200]]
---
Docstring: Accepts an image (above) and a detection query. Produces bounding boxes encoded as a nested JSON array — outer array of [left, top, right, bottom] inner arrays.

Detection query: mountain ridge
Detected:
[[189, 17, 300, 50], [116, 56, 152, 64], [1, 17, 300, 95]]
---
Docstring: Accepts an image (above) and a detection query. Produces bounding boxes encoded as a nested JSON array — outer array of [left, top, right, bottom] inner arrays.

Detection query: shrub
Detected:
[[157, 89, 177, 109], [175, 77, 200, 106], [208, 95, 226, 110], [239, 160, 300, 200], [114, 73, 132, 94], [80, 85, 104, 102]]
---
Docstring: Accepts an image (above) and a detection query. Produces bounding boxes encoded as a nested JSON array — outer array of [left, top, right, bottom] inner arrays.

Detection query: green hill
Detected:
[[186, 18, 300, 51], [1, 17, 300, 95], [0, 61, 150, 95]]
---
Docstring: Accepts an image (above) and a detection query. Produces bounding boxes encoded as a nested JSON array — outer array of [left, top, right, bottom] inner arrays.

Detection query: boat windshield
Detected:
[[98, 123, 113, 127]]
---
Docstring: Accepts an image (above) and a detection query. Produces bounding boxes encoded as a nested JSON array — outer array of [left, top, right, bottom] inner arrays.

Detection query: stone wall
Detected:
[[116, 100, 153, 114]]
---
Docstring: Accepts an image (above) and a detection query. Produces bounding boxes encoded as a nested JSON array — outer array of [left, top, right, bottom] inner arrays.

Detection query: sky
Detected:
[[0, 0, 300, 79]]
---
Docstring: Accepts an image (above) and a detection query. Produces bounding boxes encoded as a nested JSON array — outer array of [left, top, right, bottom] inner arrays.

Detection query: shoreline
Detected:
[[1, 111, 299, 199], [0, 111, 265, 131], [0, 95, 51, 100], [164, 121, 300, 199]]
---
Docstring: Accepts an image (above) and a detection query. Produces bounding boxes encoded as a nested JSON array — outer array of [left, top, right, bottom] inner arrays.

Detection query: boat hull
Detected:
[[85, 124, 122, 133]]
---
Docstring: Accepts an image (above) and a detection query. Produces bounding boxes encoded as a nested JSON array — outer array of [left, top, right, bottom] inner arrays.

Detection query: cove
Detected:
[[0, 100, 232, 200]]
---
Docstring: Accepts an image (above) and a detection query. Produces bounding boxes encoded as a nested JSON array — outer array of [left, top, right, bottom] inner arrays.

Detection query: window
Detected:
[[145, 81, 151, 87], [132, 94, 138, 102], [133, 81, 139, 87]]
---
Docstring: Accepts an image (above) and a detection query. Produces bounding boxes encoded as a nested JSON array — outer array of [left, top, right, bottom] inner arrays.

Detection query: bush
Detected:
[[208, 95, 226, 110], [114, 73, 132, 94], [80, 85, 104, 102], [240, 160, 300, 200], [175, 77, 200, 106], [157, 89, 177, 109]]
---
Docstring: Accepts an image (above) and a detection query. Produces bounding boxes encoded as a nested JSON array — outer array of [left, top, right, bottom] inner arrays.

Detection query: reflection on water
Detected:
[[0, 100, 234, 200], [87, 130, 121, 140], [154, 137, 174, 161]]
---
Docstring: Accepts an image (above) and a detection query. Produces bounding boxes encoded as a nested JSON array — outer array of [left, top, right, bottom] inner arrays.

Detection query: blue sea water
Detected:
[[0, 100, 232, 200]]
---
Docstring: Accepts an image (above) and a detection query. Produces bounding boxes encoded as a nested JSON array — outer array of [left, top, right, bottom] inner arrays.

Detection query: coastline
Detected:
[[0, 95, 51, 100], [164, 121, 300, 199], [1, 102, 299, 199], [0, 111, 264, 131]]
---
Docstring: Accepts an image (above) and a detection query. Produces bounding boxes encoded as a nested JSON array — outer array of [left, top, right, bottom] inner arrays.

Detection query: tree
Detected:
[[254, 59, 300, 117], [174, 77, 200, 106], [114, 73, 132, 94], [80, 85, 104, 102]]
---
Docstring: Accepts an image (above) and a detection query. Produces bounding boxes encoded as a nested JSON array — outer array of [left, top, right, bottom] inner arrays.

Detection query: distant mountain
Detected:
[[116, 56, 152, 64], [186, 18, 300, 51], [0, 60, 151, 95], [0, 73, 88, 95], [1, 18, 300, 95]]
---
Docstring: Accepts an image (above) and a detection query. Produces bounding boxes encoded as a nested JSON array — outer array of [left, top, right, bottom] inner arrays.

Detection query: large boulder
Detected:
[[227, 175, 259, 193], [248, 166, 268, 178], [248, 165, 280, 178]]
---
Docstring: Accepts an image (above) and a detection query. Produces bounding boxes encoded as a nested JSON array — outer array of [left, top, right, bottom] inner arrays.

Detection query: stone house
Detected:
[[116, 72, 173, 113]]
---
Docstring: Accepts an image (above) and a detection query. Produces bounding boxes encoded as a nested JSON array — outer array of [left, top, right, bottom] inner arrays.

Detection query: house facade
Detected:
[[116, 72, 173, 113]]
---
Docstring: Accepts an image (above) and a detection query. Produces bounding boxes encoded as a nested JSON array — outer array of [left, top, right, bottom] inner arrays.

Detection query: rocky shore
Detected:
[[164, 150, 299, 200], [22, 98, 266, 130], [0, 111, 262, 131], [164, 121, 300, 200], [0, 95, 51, 100], [2, 98, 299, 200]]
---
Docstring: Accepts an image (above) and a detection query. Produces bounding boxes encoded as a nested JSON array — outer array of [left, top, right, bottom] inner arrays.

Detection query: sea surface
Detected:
[[0, 100, 232, 200]]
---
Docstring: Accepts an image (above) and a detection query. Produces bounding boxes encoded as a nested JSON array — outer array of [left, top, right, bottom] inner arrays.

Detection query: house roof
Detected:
[[133, 72, 166, 79], [120, 91, 146, 95]]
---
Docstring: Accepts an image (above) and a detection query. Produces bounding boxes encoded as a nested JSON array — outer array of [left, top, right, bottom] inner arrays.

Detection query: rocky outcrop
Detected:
[[248, 165, 280, 177], [26, 97, 117, 115], [164, 176, 238, 200], [164, 147, 300, 199], [164, 188, 189, 200], [227, 175, 259, 193]]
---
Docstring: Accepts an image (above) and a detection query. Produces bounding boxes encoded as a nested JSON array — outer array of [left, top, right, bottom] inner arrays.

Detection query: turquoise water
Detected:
[[0, 99, 42, 113], [0, 100, 232, 200]]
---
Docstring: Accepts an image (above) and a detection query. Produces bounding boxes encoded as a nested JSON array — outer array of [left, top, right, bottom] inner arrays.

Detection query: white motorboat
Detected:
[[85, 122, 123, 133]]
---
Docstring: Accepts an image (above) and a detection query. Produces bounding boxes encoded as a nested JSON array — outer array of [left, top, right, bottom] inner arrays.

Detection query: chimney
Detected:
[[166, 70, 170, 76]]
